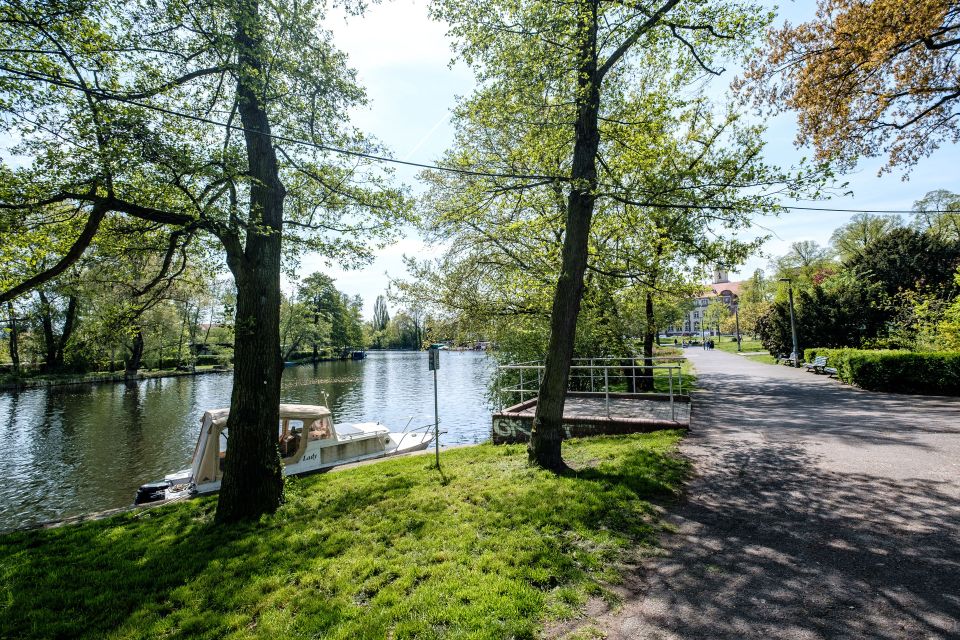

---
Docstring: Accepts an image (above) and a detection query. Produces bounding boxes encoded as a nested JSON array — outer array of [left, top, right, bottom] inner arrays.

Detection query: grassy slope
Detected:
[[708, 339, 778, 365], [0, 433, 687, 640], [711, 337, 765, 354]]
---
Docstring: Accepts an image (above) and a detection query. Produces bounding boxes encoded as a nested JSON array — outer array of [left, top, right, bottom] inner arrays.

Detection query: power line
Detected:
[[95, 97, 960, 216], [5, 67, 960, 215], [108, 95, 566, 183], [782, 205, 960, 214]]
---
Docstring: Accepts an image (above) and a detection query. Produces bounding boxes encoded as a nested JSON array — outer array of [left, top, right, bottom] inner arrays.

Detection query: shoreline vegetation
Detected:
[[0, 364, 232, 392], [0, 432, 688, 639], [0, 352, 370, 392]]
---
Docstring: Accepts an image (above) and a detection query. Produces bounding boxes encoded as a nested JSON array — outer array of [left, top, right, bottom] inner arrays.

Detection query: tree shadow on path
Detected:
[[598, 441, 960, 639]]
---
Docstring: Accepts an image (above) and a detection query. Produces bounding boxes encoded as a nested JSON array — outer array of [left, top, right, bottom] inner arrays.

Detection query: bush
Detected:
[[195, 354, 231, 367], [804, 347, 960, 395]]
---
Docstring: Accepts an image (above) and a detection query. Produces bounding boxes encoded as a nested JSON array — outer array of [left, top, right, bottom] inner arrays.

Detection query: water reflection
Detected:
[[0, 350, 493, 530]]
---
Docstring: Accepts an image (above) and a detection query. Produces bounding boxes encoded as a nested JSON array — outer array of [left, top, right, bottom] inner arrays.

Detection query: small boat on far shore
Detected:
[[134, 404, 432, 505]]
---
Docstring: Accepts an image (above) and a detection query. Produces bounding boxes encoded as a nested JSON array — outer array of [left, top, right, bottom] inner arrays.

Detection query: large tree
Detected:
[[418, 0, 821, 468], [913, 189, 960, 242], [741, 0, 960, 171], [0, 0, 404, 521], [830, 212, 903, 263]]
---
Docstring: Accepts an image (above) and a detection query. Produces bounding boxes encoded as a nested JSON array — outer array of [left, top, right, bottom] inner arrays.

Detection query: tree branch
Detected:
[[0, 204, 107, 303], [598, 0, 680, 79]]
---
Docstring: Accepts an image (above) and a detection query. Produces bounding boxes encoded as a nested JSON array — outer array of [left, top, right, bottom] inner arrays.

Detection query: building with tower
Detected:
[[673, 268, 744, 335]]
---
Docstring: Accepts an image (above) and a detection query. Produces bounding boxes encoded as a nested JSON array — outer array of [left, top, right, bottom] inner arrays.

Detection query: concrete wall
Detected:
[[491, 394, 690, 445]]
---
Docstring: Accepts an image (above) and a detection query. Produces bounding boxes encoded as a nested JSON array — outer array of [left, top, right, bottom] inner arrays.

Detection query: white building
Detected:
[[674, 269, 743, 335]]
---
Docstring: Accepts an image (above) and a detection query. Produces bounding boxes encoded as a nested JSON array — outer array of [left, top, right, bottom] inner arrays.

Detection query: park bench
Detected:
[[803, 355, 828, 373], [777, 353, 798, 366]]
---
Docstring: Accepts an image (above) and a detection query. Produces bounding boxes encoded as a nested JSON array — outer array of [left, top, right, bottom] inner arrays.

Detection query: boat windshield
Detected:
[[308, 418, 332, 440], [279, 420, 303, 458]]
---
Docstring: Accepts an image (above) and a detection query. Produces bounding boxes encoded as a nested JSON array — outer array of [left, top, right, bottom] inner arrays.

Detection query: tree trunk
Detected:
[[528, 3, 600, 471], [636, 291, 656, 391], [38, 290, 57, 372], [55, 295, 78, 369], [126, 329, 144, 378], [6, 302, 19, 374], [215, 0, 285, 523]]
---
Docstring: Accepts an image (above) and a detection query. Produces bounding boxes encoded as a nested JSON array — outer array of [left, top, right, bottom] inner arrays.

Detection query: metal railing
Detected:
[[393, 416, 443, 450], [496, 356, 686, 421]]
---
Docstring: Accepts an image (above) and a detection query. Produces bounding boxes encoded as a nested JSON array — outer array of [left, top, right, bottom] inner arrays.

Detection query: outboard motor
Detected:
[[134, 481, 170, 505]]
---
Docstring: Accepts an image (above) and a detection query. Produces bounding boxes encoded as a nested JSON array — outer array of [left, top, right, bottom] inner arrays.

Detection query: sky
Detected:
[[306, 0, 960, 318]]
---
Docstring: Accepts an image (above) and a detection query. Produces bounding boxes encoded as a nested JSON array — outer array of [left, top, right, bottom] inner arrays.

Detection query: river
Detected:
[[0, 350, 494, 531]]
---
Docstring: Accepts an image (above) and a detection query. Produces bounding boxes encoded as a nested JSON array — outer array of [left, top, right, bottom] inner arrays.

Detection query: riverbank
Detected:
[[0, 365, 232, 391], [0, 432, 687, 639]]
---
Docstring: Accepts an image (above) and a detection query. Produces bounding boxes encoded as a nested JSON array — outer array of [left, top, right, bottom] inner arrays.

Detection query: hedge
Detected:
[[804, 347, 960, 395], [195, 354, 232, 367]]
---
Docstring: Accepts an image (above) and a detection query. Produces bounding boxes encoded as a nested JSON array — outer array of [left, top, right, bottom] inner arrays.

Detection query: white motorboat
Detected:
[[135, 404, 433, 505]]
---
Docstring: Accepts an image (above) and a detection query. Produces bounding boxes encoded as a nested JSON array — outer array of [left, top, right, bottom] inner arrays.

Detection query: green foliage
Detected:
[[194, 354, 231, 367], [702, 299, 731, 334], [767, 240, 835, 288], [297, 273, 364, 351], [0, 432, 687, 639], [830, 212, 903, 263], [758, 222, 960, 355], [804, 347, 960, 395], [912, 190, 960, 243], [848, 227, 960, 300], [756, 276, 887, 355]]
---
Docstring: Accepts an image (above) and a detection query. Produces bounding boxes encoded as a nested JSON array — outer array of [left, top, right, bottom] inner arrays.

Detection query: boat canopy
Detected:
[[201, 404, 331, 428], [191, 404, 333, 484]]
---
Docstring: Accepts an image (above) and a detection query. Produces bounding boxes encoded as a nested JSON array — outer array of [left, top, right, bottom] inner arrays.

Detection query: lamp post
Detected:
[[734, 305, 742, 352], [779, 277, 799, 367]]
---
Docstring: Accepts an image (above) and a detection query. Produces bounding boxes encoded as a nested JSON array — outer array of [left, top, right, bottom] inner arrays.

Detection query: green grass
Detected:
[[653, 357, 697, 392], [744, 354, 777, 365], [711, 337, 765, 354], [0, 433, 688, 640]]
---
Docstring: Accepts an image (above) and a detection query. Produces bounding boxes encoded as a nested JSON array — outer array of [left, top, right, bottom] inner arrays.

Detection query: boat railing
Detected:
[[334, 424, 390, 442], [393, 416, 439, 450]]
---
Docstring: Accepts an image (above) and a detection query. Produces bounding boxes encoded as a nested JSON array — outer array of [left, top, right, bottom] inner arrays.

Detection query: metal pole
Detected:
[[604, 366, 610, 417], [519, 368, 524, 402], [782, 279, 800, 367], [590, 358, 594, 392], [735, 306, 742, 352], [669, 368, 674, 421], [434, 367, 440, 468]]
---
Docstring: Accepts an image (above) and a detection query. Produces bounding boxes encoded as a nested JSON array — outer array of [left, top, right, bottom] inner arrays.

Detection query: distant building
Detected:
[[673, 269, 743, 335]]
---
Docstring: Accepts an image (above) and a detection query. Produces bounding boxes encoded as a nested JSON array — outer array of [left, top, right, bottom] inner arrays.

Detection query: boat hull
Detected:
[[145, 431, 433, 504]]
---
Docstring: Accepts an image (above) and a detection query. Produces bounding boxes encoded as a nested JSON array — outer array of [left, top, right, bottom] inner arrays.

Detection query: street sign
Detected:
[[428, 347, 440, 467]]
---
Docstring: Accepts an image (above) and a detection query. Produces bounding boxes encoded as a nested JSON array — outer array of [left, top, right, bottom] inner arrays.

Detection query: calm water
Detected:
[[0, 350, 494, 531]]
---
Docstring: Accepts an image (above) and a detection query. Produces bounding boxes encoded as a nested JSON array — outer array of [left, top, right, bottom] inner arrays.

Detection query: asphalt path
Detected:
[[579, 348, 960, 640]]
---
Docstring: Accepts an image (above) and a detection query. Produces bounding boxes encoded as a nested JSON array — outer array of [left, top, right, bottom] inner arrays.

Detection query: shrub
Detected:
[[285, 350, 317, 362], [195, 354, 231, 367], [804, 347, 960, 395]]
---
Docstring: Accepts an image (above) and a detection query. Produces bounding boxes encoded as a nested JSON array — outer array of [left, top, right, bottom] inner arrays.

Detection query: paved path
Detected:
[[583, 349, 960, 640]]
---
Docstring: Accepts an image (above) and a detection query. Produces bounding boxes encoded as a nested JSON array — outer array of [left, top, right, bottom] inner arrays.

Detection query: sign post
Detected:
[[428, 346, 440, 468]]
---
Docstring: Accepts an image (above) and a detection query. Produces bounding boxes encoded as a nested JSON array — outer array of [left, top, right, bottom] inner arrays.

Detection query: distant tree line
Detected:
[[734, 191, 960, 356], [1, 269, 368, 376]]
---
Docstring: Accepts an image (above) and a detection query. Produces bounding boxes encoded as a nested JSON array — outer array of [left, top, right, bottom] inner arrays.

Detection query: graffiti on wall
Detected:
[[492, 417, 574, 443]]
